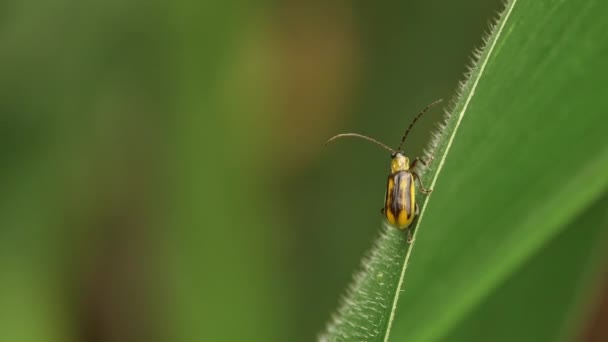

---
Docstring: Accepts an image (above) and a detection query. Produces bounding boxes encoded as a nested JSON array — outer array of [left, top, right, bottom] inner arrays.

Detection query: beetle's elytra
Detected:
[[325, 99, 442, 242]]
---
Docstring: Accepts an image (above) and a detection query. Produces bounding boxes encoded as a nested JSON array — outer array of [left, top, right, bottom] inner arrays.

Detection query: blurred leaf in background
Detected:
[[1, 0, 169, 341]]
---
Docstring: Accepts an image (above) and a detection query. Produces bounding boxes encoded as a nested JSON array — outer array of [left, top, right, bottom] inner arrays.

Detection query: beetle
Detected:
[[325, 99, 442, 242]]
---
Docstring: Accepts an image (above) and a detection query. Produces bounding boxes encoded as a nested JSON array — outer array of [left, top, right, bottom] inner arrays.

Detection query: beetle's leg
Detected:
[[410, 155, 434, 169], [380, 207, 385, 214], [412, 172, 433, 194]]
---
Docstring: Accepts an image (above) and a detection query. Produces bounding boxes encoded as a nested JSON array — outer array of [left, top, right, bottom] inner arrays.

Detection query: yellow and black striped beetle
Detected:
[[325, 99, 442, 242]]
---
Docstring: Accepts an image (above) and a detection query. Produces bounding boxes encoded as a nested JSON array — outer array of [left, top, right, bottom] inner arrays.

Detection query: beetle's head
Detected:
[[390, 152, 409, 173]]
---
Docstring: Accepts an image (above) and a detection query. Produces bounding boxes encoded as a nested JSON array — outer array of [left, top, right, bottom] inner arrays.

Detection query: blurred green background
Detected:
[[1, 1, 606, 341]]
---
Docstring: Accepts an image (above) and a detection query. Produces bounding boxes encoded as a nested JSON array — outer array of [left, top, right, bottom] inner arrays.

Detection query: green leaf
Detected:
[[444, 194, 608, 342], [320, 0, 608, 340]]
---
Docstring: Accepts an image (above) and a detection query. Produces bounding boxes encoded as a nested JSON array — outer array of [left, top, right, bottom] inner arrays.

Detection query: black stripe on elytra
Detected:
[[390, 171, 404, 217], [405, 173, 412, 218]]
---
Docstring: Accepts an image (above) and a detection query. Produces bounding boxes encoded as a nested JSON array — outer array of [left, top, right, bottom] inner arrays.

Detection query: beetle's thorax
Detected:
[[390, 153, 410, 173]]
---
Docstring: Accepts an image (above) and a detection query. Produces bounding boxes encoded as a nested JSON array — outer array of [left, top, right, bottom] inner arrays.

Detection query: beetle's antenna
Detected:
[[325, 133, 395, 153], [396, 99, 443, 151]]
